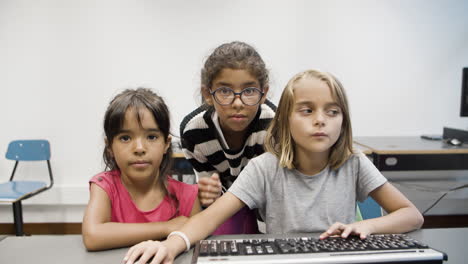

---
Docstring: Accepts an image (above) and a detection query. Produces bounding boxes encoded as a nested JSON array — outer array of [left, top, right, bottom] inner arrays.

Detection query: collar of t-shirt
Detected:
[[211, 111, 229, 149]]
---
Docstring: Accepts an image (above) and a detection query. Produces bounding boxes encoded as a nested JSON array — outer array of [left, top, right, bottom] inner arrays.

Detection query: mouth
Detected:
[[230, 114, 247, 121], [130, 160, 151, 168], [312, 132, 328, 137]]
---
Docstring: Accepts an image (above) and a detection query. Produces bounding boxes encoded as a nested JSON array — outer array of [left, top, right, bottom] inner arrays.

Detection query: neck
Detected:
[[120, 171, 165, 211], [222, 128, 246, 150], [295, 149, 330, 176], [120, 172, 161, 194]]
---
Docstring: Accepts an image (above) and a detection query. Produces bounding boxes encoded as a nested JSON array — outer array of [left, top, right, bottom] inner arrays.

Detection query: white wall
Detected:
[[1, 0, 467, 222]]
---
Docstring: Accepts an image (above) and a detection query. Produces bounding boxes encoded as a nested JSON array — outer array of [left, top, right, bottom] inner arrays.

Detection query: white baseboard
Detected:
[[0, 185, 88, 223], [19, 185, 89, 205]]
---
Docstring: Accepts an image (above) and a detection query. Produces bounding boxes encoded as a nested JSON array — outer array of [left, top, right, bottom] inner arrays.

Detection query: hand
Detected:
[[166, 216, 188, 236], [319, 221, 374, 240], [197, 173, 222, 207], [124, 240, 174, 264]]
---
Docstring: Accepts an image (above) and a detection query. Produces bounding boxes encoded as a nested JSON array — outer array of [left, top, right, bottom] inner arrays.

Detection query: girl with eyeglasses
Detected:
[[179, 41, 276, 235]]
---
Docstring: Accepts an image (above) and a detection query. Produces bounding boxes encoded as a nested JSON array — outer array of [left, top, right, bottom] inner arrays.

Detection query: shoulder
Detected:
[[248, 100, 276, 133], [180, 105, 211, 136], [339, 151, 370, 167], [167, 176, 198, 196], [89, 171, 121, 199], [90, 170, 119, 185], [259, 99, 276, 119], [246, 152, 279, 170], [340, 151, 383, 182], [351, 151, 374, 166]]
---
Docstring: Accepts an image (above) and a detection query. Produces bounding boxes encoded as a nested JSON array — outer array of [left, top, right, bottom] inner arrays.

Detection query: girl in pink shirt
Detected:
[[82, 88, 201, 251]]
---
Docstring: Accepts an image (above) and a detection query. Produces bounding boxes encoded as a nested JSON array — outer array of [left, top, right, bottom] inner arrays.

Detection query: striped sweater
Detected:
[[179, 100, 276, 189]]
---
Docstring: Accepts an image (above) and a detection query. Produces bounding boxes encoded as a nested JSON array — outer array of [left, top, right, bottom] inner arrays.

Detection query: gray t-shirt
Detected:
[[228, 151, 387, 234]]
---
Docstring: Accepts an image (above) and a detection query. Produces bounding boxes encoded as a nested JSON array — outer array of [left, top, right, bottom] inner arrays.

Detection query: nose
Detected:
[[231, 94, 244, 110], [313, 111, 326, 126], [133, 138, 146, 155]]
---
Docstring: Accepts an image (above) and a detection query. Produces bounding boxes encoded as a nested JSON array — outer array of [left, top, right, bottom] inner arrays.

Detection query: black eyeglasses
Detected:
[[210, 87, 264, 106]]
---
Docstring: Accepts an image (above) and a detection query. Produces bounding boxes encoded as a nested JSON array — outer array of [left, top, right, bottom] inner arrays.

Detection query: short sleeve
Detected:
[[355, 153, 387, 202], [227, 154, 267, 209], [168, 177, 198, 217], [89, 171, 117, 201]]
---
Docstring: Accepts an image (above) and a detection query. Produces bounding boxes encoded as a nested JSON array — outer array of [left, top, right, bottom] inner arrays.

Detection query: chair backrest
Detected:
[[6, 140, 51, 161], [357, 197, 382, 220]]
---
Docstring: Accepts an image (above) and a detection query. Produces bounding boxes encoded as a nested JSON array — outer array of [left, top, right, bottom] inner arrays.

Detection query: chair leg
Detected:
[[12, 201, 24, 236]]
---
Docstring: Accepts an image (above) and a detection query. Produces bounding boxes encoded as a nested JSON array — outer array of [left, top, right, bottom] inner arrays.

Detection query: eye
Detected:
[[147, 134, 158, 141], [299, 108, 312, 114], [243, 87, 256, 96], [327, 109, 341, 116], [217, 87, 232, 95], [119, 135, 131, 142]]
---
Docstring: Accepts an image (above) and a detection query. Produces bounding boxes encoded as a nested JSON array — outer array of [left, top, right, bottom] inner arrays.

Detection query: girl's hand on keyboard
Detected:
[[124, 240, 174, 264], [319, 221, 374, 240]]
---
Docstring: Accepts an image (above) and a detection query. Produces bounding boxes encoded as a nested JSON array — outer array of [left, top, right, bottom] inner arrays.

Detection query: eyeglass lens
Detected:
[[213, 87, 262, 105]]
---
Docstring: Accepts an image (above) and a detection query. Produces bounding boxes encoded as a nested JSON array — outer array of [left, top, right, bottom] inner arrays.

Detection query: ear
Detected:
[[201, 85, 213, 105], [105, 138, 113, 157], [164, 135, 172, 154], [259, 85, 269, 104]]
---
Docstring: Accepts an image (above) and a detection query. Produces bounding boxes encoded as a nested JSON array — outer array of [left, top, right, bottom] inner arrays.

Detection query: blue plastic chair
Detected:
[[0, 140, 54, 236], [356, 197, 382, 221]]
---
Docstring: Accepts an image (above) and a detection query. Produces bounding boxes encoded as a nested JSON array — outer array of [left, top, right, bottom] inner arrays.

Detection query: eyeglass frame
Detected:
[[209, 87, 265, 106]]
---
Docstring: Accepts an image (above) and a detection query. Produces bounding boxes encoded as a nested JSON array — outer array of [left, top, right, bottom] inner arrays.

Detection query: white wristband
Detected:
[[168, 231, 191, 252]]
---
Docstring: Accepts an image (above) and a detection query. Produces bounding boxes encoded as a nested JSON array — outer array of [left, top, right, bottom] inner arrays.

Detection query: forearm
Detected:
[[83, 221, 172, 251], [166, 212, 223, 257], [364, 206, 424, 234], [165, 194, 242, 258]]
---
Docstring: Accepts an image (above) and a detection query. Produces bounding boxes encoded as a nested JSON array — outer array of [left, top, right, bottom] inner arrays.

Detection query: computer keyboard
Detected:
[[191, 234, 447, 263]]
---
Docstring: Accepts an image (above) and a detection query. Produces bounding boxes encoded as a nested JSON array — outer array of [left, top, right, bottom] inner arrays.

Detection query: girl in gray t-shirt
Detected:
[[123, 69, 424, 264]]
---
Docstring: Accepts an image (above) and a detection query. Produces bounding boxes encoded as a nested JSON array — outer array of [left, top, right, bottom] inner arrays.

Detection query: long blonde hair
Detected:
[[265, 69, 353, 170]]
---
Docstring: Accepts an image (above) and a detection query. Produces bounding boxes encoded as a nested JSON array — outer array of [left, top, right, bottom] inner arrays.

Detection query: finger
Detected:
[[126, 246, 144, 264], [359, 230, 369, 239], [326, 222, 345, 235], [200, 198, 215, 206], [199, 183, 220, 194], [151, 245, 168, 264], [124, 246, 136, 262], [340, 225, 355, 238], [204, 184, 218, 193], [211, 173, 220, 182], [198, 178, 210, 186], [199, 187, 221, 197], [319, 231, 330, 239], [205, 178, 221, 189], [138, 249, 158, 264]]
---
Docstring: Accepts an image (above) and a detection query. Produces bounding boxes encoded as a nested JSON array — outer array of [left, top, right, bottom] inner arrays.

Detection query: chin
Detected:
[[227, 124, 249, 132], [305, 144, 332, 153]]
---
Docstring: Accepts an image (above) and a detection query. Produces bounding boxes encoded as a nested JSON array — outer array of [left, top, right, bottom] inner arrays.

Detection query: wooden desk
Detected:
[[0, 229, 465, 263], [172, 152, 186, 158], [354, 136, 468, 171]]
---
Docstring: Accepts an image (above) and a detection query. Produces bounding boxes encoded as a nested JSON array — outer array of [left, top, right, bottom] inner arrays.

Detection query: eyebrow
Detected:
[[215, 81, 259, 87], [118, 128, 161, 133], [295, 101, 340, 108]]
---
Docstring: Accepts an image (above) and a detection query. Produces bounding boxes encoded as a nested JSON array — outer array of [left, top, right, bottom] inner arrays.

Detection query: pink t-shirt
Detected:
[[89, 170, 198, 223]]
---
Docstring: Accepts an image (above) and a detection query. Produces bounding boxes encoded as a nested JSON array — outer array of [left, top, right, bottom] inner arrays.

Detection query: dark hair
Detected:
[[201, 41, 269, 90], [103, 88, 178, 214]]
